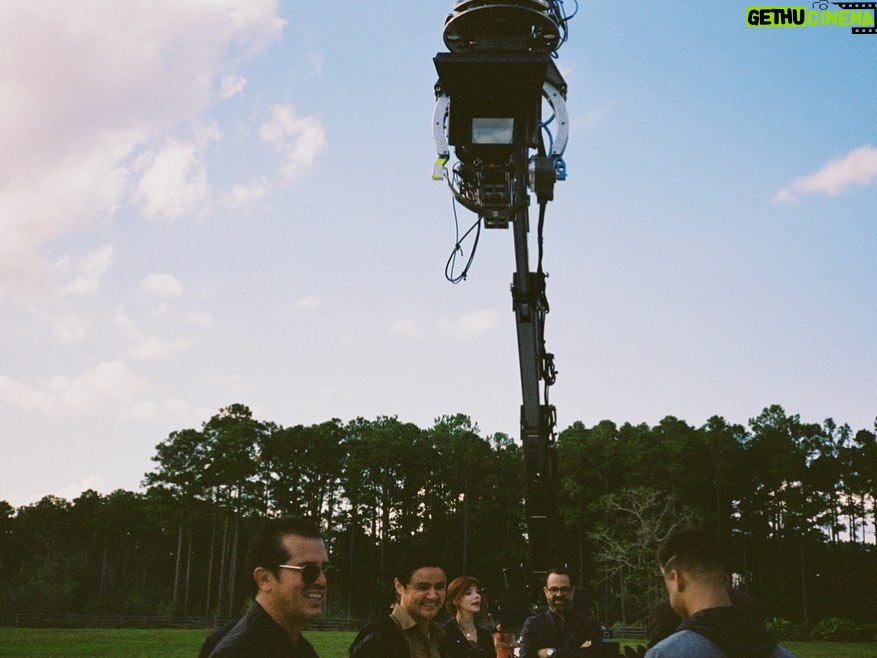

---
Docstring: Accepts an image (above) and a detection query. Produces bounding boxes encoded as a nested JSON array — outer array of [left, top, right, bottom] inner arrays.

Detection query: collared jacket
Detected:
[[208, 602, 319, 657], [519, 608, 603, 658], [438, 617, 495, 657], [349, 605, 445, 658]]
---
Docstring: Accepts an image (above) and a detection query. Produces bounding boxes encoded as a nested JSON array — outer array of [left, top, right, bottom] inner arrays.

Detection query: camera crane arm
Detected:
[[432, 0, 574, 590]]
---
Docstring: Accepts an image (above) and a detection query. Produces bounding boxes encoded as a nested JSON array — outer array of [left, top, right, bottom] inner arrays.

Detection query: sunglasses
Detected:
[[276, 563, 337, 584]]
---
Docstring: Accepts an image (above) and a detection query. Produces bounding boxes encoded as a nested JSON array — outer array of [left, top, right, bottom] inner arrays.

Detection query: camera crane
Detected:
[[432, 0, 576, 591]]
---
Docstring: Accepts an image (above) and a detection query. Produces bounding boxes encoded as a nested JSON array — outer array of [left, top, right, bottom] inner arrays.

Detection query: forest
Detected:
[[1, 402, 875, 633]]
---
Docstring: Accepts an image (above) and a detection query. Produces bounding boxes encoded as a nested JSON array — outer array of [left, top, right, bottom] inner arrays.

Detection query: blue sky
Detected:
[[1, 1, 875, 507]]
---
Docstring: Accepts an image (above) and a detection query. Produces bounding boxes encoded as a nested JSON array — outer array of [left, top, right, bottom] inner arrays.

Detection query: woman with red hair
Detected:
[[439, 576, 496, 657]]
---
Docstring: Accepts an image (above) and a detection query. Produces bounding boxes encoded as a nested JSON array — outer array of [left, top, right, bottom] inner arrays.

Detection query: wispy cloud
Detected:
[[295, 295, 322, 311], [134, 140, 209, 220], [128, 336, 189, 361], [53, 475, 111, 501], [114, 310, 189, 361], [259, 105, 327, 181], [0, 361, 145, 418], [119, 398, 200, 423], [442, 309, 501, 339], [220, 74, 247, 99], [775, 145, 877, 203], [57, 244, 115, 297], [31, 309, 91, 344], [187, 311, 215, 328], [390, 317, 422, 338], [0, 1, 284, 291], [0, 143, 130, 297], [208, 374, 253, 397], [141, 273, 185, 298], [49, 313, 89, 344], [223, 178, 272, 207]]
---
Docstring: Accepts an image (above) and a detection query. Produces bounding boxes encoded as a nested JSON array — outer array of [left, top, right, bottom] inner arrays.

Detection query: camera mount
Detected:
[[443, 0, 568, 53], [432, 53, 568, 227]]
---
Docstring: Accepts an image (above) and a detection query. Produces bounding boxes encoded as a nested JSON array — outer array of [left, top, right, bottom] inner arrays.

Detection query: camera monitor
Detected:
[[472, 117, 515, 145]]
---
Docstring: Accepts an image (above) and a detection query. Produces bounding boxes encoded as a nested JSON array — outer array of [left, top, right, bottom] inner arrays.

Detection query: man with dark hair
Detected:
[[519, 567, 603, 657], [349, 548, 447, 657], [202, 516, 333, 657], [645, 528, 795, 658]]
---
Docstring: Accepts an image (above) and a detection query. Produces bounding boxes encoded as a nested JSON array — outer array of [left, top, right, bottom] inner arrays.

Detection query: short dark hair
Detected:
[[394, 547, 446, 586], [245, 516, 323, 587], [544, 567, 574, 587], [657, 528, 727, 576]]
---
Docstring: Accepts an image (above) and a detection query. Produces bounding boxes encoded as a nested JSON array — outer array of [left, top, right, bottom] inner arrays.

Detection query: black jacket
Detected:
[[519, 608, 603, 658], [349, 613, 411, 658], [439, 618, 495, 657], [678, 606, 782, 658], [208, 602, 319, 658]]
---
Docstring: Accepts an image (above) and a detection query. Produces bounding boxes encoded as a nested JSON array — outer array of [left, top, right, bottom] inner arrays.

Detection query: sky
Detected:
[[1, 2, 875, 508]]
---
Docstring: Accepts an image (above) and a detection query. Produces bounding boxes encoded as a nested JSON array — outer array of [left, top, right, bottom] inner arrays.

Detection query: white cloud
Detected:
[[775, 145, 877, 203], [57, 244, 116, 297], [208, 374, 253, 397], [220, 74, 247, 99], [54, 475, 111, 501], [129, 336, 189, 361], [0, 361, 146, 418], [223, 178, 272, 207], [0, 1, 285, 290], [31, 309, 90, 343], [295, 295, 322, 311], [442, 309, 501, 339], [134, 140, 209, 219], [0, 142, 131, 296], [119, 397, 201, 424], [114, 309, 189, 361], [187, 311, 215, 328], [195, 121, 224, 144], [391, 317, 422, 338], [141, 273, 185, 298], [259, 105, 327, 181], [50, 313, 89, 344]]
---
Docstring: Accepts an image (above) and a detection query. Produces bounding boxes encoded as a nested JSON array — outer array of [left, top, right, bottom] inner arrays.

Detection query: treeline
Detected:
[[1, 403, 874, 629]]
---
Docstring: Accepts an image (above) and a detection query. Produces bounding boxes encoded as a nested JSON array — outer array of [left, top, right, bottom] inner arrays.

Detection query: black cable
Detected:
[[536, 200, 547, 275], [445, 198, 482, 284]]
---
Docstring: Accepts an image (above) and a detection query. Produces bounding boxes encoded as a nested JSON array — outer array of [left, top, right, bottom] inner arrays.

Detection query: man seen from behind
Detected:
[[645, 527, 795, 658]]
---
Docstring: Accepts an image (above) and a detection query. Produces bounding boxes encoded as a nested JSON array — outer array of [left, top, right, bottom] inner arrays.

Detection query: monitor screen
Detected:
[[471, 117, 514, 145]]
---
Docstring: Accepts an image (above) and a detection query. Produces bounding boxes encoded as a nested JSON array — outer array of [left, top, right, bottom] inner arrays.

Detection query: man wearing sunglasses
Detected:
[[205, 516, 333, 657]]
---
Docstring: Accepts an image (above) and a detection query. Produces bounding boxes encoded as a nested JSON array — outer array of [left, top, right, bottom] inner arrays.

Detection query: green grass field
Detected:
[[0, 628, 875, 657]]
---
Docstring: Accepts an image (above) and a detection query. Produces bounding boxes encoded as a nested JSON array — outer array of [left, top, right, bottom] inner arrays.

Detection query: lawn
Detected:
[[0, 628, 875, 657], [0, 628, 356, 657]]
